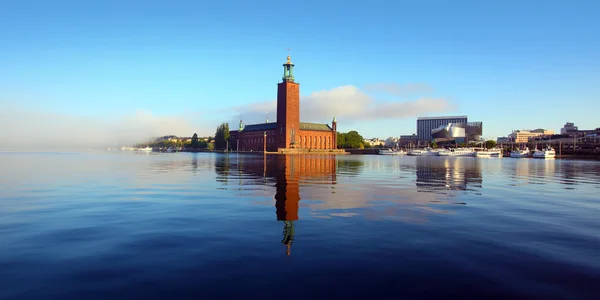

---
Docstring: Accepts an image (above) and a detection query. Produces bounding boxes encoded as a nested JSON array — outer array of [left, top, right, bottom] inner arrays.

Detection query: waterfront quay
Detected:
[[498, 137, 600, 159]]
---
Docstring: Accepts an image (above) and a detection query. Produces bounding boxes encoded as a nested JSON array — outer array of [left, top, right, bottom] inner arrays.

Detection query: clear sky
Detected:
[[1, 0, 598, 148]]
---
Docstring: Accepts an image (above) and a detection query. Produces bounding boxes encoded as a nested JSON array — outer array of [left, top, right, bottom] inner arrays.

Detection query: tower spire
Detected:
[[282, 51, 295, 82]]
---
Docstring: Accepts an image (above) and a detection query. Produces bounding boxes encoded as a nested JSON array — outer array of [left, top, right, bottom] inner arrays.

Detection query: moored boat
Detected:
[[407, 147, 439, 156], [137, 146, 153, 152], [510, 147, 531, 158], [378, 149, 406, 155], [437, 147, 476, 157], [475, 148, 503, 158], [532, 146, 556, 159]]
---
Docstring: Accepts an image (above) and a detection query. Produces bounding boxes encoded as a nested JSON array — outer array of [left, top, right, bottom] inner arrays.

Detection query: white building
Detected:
[[508, 129, 554, 143], [364, 138, 385, 147], [561, 122, 578, 134]]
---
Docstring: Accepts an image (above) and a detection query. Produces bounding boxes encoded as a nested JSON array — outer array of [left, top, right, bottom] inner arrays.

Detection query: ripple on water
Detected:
[[1, 153, 600, 299]]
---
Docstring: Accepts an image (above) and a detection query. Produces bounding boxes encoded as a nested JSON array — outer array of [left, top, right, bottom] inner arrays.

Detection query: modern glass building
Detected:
[[417, 116, 482, 145], [431, 122, 483, 143], [417, 116, 467, 142]]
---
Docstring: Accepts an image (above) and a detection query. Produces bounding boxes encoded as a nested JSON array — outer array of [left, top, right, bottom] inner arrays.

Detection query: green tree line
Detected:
[[337, 131, 368, 149], [214, 123, 230, 151]]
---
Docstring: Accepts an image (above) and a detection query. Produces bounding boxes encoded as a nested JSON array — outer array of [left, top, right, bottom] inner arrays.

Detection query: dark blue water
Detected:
[[1, 151, 599, 299]]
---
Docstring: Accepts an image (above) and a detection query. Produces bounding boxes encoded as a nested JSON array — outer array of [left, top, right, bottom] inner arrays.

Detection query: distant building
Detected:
[[497, 137, 511, 143], [417, 116, 467, 142], [559, 122, 598, 137], [364, 138, 385, 147], [509, 129, 554, 143], [417, 116, 482, 145], [398, 134, 418, 148], [561, 122, 578, 134], [156, 135, 178, 141], [385, 137, 399, 148], [531, 129, 555, 135]]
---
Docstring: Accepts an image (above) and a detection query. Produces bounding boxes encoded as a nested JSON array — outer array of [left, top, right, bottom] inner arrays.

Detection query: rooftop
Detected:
[[300, 122, 332, 132], [235, 122, 277, 132], [417, 115, 468, 120], [231, 122, 333, 133]]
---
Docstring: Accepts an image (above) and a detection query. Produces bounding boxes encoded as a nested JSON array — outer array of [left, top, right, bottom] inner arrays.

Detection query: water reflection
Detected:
[[414, 157, 482, 193], [214, 154, 488, 229], [336, 158, 365, 176], [273, 155, 337, 255], [215, 154, 337, 255]]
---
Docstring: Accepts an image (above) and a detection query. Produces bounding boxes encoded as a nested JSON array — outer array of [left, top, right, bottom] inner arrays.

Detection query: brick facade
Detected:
[[229, 56, 337, 152]]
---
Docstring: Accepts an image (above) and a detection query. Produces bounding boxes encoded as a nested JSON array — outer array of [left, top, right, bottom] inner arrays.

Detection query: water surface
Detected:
[[1, 152, 599, 299]]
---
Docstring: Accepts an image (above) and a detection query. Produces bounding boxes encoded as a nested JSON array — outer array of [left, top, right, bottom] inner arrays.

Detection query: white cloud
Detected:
[[363, 83, 433, 96], [225, 84, 454, 125]]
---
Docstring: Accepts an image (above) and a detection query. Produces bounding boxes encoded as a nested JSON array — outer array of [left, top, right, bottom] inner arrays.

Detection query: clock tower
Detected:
[[276, 55, 300, 149]]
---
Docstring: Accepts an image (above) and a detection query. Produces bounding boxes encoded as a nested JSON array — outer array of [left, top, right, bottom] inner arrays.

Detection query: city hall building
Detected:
[[229, 55, 338, 152]]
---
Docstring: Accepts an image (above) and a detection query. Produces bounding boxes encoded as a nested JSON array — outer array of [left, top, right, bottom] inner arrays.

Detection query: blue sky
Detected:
[[1, 0, 598, 148]]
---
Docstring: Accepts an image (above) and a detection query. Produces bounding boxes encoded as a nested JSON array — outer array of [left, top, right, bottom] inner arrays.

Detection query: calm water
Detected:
[[1, 152, 599, 299]]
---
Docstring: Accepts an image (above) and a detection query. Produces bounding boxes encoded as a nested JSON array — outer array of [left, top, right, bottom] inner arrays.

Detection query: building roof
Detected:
[[238, 122, 277, 132], [231, 121, 333, 133], [300, 122, 333, 132], [417, 115, 468, 120]]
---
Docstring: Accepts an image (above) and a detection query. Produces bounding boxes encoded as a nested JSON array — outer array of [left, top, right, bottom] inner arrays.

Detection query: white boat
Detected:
[[532, 146, 556, 159], [137, 146, 153, 152], [407, 148, 439, 156], [510, 147, 531, 158], [437, 147, 476, 157], [379, 149, 406, 155], [476, 148, 503, 158]]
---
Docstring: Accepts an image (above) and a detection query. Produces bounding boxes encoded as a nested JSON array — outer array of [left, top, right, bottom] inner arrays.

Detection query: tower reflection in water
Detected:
[[216, 154, 337, 256], [273, 154, 337, 255]]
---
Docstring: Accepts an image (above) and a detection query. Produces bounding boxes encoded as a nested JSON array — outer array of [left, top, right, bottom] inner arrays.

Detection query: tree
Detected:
[[191, 133, 199, 148], [485, 140, 497, 149], [214, 123, 230, 150], [336, 131, 366, 149], [345, 131, 364, 149], [431, 141, 438, 148], [336, 132, 346, 149]]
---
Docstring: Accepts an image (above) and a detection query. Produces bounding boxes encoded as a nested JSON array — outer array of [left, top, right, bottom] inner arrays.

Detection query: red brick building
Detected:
[[229, 55, 337, 152]]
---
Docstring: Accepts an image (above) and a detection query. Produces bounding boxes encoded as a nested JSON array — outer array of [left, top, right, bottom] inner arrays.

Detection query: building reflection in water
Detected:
[[215, 154, 337, 255], [414, 157, 482, 194], [273, 155, 337, 255]]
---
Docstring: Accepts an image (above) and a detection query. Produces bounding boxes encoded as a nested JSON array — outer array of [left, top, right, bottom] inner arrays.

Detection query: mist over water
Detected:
[[1, 152, 599, 299], [0, 108, 205, 150]]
